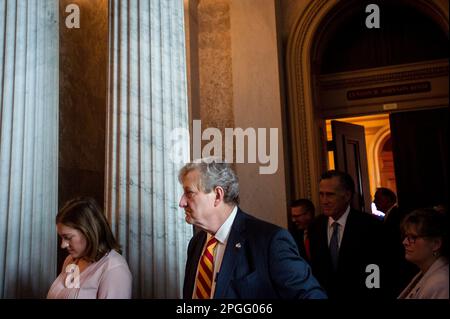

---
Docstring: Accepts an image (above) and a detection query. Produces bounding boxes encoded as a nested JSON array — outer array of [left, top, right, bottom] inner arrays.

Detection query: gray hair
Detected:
[[178, 159, 240, 205]]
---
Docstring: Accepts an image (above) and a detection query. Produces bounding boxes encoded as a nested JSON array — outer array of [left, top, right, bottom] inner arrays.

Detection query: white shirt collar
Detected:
[[327, 205, 351, 247], [384, 203, 397, 218], [210, 205, 238, 244], [328, 205, 351, 228]]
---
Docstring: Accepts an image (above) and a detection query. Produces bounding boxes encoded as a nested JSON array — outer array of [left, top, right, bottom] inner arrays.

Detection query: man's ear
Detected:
[[344, 190, 352, 203], [214, 186, 225, 206]]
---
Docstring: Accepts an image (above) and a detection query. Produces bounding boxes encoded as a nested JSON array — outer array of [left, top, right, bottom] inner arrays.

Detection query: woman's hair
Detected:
[[56, 197, 121, 261], [401, 208, 448, 258]]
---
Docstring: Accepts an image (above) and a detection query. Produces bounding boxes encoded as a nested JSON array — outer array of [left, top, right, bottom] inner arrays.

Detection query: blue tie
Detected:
[[330, 222, 339, 271]]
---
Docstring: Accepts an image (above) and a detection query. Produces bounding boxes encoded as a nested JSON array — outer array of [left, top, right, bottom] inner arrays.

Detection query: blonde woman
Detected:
[[398, 208, 448, 299]]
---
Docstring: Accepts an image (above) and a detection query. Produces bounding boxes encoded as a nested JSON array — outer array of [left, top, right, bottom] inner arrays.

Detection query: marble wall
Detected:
[[106, 0, 192, 298], [0, 0, 59, 298], [197, 0, 234, 133], [186, 0, 288, 227], [58, 0, 108, 269], [58, 0, 108, 208], [229, 0, 287, 227], [278, 0, 309, 42]]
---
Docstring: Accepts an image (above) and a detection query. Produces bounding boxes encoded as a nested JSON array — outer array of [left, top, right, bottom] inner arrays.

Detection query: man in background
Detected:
[[290, 198, 315, 262], [374, 187, 417, 298], [309, 170, 384, 299]]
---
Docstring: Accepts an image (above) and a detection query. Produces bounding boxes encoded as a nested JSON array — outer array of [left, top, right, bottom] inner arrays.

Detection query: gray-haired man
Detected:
[[179, 159, 326, 299]]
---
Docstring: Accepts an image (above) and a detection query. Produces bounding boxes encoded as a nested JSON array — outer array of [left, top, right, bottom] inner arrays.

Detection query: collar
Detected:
[[328, 205, 351, 228], [209, 205, 238, 244], [384, 203, 398, 218]]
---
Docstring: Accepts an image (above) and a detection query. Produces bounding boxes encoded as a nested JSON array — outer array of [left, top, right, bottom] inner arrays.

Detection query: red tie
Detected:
[[195, 237, 218, 299], [304, 231, 311, 260]]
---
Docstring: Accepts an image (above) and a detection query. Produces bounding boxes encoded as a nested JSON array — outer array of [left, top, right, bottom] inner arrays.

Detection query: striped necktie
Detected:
[[195, 237, 218, 299], [330, 222, 339, 271]]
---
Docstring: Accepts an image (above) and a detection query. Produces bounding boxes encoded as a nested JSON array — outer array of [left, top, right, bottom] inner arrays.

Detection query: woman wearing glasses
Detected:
[[398, 208, 448, 299]]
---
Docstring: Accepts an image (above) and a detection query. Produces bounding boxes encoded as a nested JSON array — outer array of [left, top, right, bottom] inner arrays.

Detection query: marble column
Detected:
[[0, 0, 58, 298], [106, 0, 192, 298]]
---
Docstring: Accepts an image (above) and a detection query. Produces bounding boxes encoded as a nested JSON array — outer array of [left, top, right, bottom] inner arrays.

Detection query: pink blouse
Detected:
[[47, 250, 132, 299]]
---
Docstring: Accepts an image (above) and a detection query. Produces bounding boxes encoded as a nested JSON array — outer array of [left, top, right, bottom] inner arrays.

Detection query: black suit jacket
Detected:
[[183, 208, 327, 299], [309, 209, 384, 299], [290, 229, 310, 262]]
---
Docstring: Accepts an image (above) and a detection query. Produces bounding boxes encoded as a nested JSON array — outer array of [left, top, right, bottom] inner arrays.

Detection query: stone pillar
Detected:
[[106, 0, 192, 298], [0, 0, 58, 298], [230, 0, 287, 227]]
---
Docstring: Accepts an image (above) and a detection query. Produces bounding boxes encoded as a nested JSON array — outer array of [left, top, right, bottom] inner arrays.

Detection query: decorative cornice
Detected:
[[319, 62, 449, 90]]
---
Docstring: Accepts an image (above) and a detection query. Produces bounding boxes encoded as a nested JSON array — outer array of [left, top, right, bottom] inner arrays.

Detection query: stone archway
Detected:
[[285, 0, 448, 205], [371, 125, 392, 190]]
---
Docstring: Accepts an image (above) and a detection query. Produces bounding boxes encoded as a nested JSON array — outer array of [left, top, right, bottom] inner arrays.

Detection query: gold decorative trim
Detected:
[[286, 0, 335, 202], [320, 63, 449, 90]]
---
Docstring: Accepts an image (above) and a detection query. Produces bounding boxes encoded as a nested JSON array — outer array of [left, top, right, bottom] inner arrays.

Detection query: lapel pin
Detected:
[[235, 242, 241, 249]]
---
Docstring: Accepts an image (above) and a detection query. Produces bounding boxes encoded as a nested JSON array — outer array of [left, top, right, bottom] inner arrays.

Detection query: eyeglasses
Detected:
[[292, 212, 310, 219], [403, 234, 425, 245]]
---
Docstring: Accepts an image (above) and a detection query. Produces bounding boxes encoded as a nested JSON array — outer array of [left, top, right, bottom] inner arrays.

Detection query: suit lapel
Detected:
[[339, 209, 356, 257], [214, 209, 246, 298], [186, 231, 207, 297], [319, 215, 330, 254], [314, 215, 331, 268]]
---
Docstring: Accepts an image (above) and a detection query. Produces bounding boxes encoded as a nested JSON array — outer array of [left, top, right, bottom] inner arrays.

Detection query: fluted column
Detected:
[[0, 0, 58, 298], [106, 0, 192, 298]]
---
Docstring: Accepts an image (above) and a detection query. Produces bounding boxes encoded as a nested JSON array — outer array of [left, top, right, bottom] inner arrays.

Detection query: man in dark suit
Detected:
[[179, 160, 326, 299], [289, 198, 315, 262], [309, 170, 384, 299], [374, 187, 417, 298]]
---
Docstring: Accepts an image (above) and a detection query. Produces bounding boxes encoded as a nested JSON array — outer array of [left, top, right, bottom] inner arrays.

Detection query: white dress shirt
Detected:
[[327, 205, 351, 249], [193, 205, 238, 298]]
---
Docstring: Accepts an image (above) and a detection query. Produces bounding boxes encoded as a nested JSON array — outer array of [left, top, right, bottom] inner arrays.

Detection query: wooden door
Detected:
[[331, 120, 372, 213]]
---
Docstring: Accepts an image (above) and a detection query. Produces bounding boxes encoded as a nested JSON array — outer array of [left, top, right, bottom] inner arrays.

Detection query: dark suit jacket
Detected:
[[290, 229, 310, 262], [183, 208, 327, 299], [309, 209, 384, 299]]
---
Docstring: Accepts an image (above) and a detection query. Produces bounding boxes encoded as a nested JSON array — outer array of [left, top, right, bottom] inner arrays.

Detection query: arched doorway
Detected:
[[286, 0, 448, 209], [378, 135, 396, 193]]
